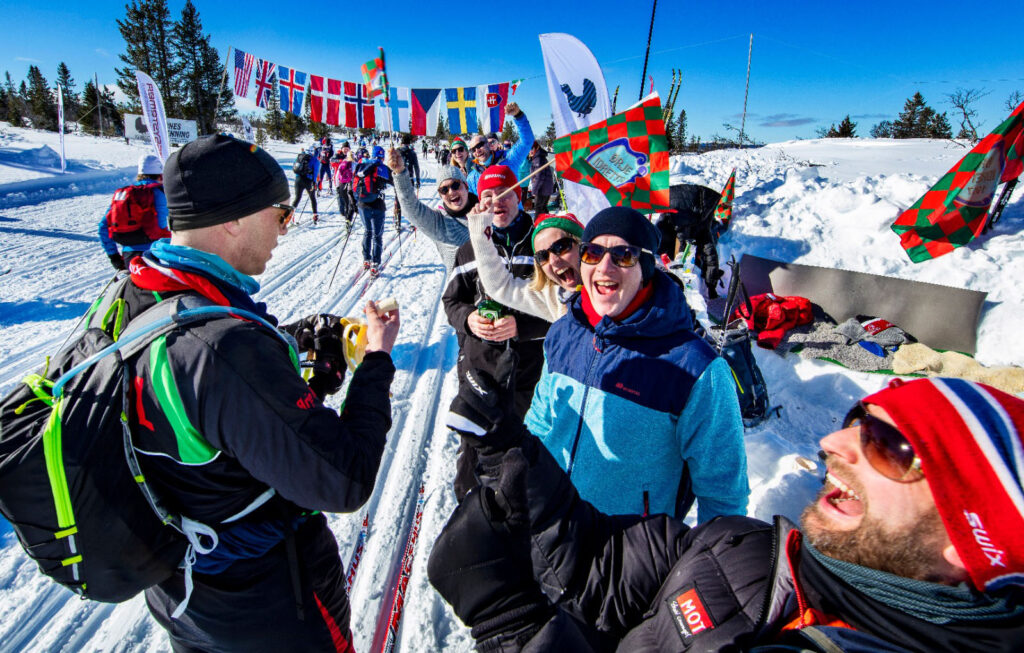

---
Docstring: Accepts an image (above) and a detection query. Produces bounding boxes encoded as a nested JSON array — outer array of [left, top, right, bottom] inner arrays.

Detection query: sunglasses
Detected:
[[272, 202, 295, 226], [534, 236, 577, 264], [438, 182, 463, 195], [842, 404, 924, 482], [471, 143, 488, 152], [579, 242, 652, 268], [451, 147, 467, 154]]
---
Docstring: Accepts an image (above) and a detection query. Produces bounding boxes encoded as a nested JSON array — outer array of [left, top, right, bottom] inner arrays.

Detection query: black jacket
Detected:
[[441, 211, 549, 418], [117, 271, 395, 652], [433, 436, 1024, 652]]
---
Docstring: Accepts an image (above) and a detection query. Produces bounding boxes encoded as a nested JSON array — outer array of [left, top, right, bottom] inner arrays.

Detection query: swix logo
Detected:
[[667, 587, 715, 640], [296, 387, 318, 410], [486, 93, 501, 108], [964, 510, 1007, 567]]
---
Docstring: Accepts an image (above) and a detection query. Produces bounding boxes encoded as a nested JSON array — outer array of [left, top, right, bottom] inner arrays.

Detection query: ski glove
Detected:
[[108, 253, 126, 271], [428, 447, 552, 643], [446, 349, 528, 453]]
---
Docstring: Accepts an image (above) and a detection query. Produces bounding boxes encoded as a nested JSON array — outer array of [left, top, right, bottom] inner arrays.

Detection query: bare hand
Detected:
[[490, 316, 518, 341], [385, 147, 405, 173], [364, 300, 400, 354], [466, 310, 494, 340], [506, 102, 521, 118]]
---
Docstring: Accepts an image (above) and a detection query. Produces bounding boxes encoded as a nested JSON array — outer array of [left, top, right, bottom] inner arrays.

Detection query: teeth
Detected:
[[826, 471, 862, 503]]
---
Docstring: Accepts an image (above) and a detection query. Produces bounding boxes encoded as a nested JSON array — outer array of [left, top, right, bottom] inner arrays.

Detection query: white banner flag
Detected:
[[134, 70, 170, 161], [57, 85, 66, 173], [241, 116, 255, 142], [539, 33, 613, 221]]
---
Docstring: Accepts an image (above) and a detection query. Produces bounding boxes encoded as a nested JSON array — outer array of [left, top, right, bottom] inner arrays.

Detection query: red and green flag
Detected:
[[361, 47, 389, 103], [891, 101, 1023, 262], [553, 93, 670, 213], [714, 168, 737, 229]]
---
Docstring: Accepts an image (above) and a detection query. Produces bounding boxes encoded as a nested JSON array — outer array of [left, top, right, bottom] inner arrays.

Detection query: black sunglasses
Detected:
[[842, 404, 923, 482], [579, 242, 652, 268], [451, 147, 467, 154], [272, 202, 295, 226], [534, 236, 577, 264], [438, 182, 463, 195], [471, 143, 488, 151]]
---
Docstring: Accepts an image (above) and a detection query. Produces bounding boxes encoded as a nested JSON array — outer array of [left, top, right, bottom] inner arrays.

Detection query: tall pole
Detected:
[[638, 0, 658, 102], [211, 46, 232, 135], [95, 73, 104, 137], [739, 34, 753, 146]]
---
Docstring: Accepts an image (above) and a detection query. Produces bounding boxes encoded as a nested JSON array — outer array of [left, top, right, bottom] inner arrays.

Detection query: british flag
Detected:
[[233, 48, 255, 97], [253, 59, 275, 109]]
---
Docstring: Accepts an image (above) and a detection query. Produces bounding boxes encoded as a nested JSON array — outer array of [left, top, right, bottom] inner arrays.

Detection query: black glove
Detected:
[[446, 349, 526, 452], [108, 253, 126, 271], [428, 448, 551, 642]]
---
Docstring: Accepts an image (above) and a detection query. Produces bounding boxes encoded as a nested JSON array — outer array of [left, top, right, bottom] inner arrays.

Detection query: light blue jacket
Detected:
[[466, 113, 535, 195], [524, 271, 749, 522]]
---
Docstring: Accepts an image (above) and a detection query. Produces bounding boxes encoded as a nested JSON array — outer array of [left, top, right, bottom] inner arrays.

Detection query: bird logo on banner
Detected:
[[561, 79, 597, 117]]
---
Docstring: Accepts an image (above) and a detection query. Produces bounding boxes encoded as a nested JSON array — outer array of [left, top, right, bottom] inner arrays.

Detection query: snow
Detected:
[[0, 121, 1021, 652]]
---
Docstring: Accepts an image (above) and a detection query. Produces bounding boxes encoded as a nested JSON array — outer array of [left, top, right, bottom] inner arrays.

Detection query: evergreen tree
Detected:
[[265, 75, 283, 139], [500, 118, 517, 144], [116, 0, 178, 113], [26, 65, 58, 131], [55, 62, 79, 119], [826, 115, 857, 138], [664, 108, 677, 153], [928, 111, 953, 139], [280, 110, 305, 143], [675, 108, 687, 152], [893, 92, 927, 138], [543, 120, 556, 147], [255, 123, 268, 147], [4, 71, 23, 126], [172, 0, 233, 134], [870, 120, 893, 138], [435, 115, 448, 141], [79, 78, 101, 134]]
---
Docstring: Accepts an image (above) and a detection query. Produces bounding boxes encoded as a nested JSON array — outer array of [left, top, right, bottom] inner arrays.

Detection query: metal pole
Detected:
[[211, 46, 232, 135], [739, 34, 753, 147], [95, 73, 104, 137], [638, 0, 658, 102]]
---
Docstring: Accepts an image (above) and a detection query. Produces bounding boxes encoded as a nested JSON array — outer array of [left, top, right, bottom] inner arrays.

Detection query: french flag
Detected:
[[478, 83, 509, 134]]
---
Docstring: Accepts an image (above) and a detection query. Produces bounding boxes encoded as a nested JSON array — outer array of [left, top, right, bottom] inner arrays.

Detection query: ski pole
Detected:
[[325, 228, 356, 293], [395, 219, 405, 269]]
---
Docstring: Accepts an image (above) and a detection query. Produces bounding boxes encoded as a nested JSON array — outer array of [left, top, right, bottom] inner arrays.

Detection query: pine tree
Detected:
[[826, 115, 857, 138], [543, 120, 556, 147], [26, 65, 58, 131], [4, 71, 23, 126], [280, 110, 305, 143], [500, 119, 517, 144], [265, 74, 283, 139], [172, 0, 233, 134], [893, 93, 928, 138], [675, 108, 687, 152], [255, 123, 268, 147], [664, 108, 677, 153], [55, 62, 79, 119], [116, 0, 178, 113], [870, 120, 893, 138], [928, 111, 953, 139], [435, 115, 448, 141]]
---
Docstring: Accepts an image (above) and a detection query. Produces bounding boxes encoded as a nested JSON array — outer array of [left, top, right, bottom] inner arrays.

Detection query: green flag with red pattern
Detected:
[[891, 101, 1023, 262], [361, 47, 389, 103], [553, 93, 670, 213], [714, 168, 737, 229]]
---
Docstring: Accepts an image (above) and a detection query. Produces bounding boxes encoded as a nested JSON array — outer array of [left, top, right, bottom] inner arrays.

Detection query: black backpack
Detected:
[[293, 152, 313, 177], [699, 258, 772, 427], [353, 161, 383, 204], [0, 279, 278, 603]]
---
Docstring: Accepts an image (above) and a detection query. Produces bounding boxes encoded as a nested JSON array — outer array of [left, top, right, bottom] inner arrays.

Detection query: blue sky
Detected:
[[3, 0, 1022, 143]]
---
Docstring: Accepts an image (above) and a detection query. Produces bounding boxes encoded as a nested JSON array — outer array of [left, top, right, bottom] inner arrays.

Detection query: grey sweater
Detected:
[[393, 168, 469, 270]]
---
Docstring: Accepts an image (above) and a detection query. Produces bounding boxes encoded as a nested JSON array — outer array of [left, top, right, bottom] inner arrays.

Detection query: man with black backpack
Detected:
[[354, 145, 394, 276], [3, 135, 400, 652], [292, 145, 319, 223], [98, 153, 170, 270]]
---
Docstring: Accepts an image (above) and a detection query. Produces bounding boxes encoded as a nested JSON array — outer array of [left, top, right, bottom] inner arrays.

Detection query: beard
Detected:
[[800, 473, 950, 583]]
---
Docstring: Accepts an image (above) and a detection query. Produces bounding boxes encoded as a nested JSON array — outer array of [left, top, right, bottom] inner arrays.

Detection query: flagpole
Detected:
[[638, 0, 658, 101], [739, 34, 753, 147], [95, 73, 104, 137], [212, 46, 232, 135], [493, 158, 555, 202]]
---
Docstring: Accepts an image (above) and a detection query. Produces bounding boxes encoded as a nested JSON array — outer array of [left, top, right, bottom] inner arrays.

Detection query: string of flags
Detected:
[[232, 46, 524, 136]]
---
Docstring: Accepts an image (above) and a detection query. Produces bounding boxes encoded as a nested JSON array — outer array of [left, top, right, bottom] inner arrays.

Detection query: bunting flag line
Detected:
[[362, 47, 389, 102], [446, 87, 478, 135], [253, 59, 275, 108], [714, 168, 736, 230], [310, 75, 343, 126], [477, 82, 509, 134], [344, 81, 375, 129], [891, 101, 1024, 262], [376, 86, 410, 132], [509, 79, 524, 96], [553, 93, 670, 213], [277, 65, 307, 116], [410, 88, 441, 136], [233, 48, 255, 97]]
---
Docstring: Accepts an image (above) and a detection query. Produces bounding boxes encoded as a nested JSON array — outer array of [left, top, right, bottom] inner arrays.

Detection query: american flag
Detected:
[[233, 48, 256, 97], [253, 59, 275, 108]]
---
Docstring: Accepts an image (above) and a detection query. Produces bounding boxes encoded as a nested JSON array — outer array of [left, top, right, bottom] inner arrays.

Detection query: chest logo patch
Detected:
[[668, 586, 715, 640]]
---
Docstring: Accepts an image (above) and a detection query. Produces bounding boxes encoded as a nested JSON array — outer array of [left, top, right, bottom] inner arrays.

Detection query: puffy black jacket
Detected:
[[435, 436, 1024, 653]]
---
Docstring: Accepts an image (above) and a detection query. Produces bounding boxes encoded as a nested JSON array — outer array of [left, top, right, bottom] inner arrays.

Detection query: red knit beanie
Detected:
[[863, 378, 1024, 592], [477, 165, 521, 201]]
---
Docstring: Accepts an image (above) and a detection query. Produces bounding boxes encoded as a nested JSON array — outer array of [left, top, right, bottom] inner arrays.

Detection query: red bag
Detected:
[[731, 292, 813, 349], [107, 183, 169, 246]]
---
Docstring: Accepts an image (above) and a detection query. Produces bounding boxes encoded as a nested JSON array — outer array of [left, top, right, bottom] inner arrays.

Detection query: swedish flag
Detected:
[[445, 87, 478, 135]]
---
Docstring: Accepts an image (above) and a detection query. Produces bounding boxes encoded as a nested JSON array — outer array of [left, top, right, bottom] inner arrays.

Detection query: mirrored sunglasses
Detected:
[[842, 404, 924, 482], [534, 236, 577, 264], [438, 182, 463, 195], [579, 242, 651, 268], [272, 203, 295, 226]]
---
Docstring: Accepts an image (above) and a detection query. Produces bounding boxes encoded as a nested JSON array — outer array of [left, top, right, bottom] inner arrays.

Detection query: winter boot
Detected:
[[363, 261, 372, 270], [313, 214, 319, 224], [370, 267, 379, 278]]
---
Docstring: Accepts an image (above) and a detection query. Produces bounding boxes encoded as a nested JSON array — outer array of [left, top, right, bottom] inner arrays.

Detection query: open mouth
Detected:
[[552, 266, 579, 288], [593, 280, 619, 296], [822, 470, 864, 517]]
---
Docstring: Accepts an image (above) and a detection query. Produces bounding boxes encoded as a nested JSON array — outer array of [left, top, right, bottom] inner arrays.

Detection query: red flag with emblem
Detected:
[[891, 101, 1023, 262], [714, 168, 736, 230]]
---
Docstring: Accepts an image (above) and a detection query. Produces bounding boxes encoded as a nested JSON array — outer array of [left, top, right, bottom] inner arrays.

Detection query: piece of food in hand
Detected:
[[375, 296, 399, 314]]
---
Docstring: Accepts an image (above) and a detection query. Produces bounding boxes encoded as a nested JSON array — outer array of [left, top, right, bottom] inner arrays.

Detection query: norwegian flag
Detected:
[[252, 59, 275, 108], [310, 75, 343, 126], [344, 81, 375, 129], [233, 48, 256, 97]]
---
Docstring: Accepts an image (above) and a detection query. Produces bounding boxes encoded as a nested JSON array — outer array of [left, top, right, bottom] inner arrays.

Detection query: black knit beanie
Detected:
[[165, 134, 290, 231], [582, 206, 661, 281]]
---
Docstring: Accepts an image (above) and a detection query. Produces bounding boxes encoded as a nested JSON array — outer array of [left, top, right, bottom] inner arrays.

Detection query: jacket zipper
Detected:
[[565, 334, 603, 478]]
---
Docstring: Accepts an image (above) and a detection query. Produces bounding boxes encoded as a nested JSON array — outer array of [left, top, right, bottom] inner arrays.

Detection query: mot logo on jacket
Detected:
[[668, 587, 715, 640]]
